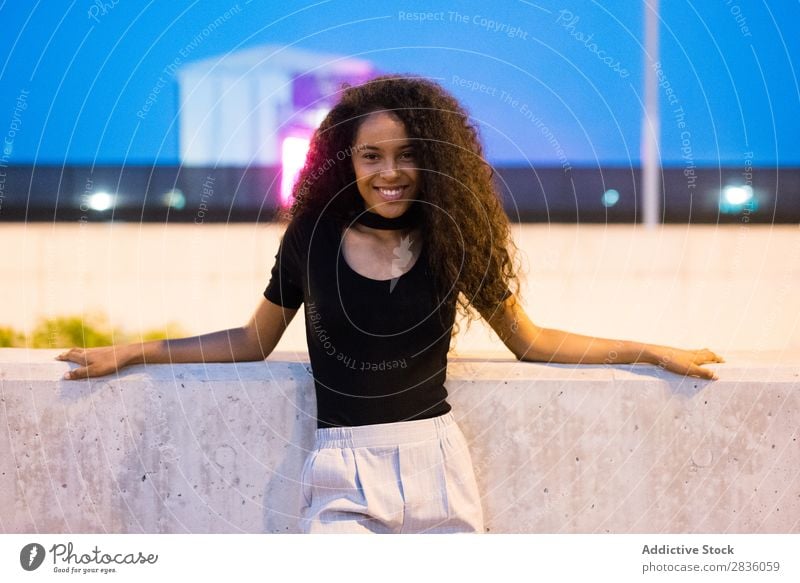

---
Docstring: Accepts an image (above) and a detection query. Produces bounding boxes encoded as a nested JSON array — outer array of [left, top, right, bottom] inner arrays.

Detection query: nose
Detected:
[[379, 160, 400, 180]]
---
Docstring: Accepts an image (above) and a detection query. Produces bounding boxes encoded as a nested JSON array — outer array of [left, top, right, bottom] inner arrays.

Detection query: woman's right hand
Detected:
[[54, 298, 300, 380], [56, 346, 133, 380]]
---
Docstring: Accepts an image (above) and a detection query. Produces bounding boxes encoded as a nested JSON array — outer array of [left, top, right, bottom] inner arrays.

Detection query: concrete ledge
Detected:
[[1, 348, 797, 533]]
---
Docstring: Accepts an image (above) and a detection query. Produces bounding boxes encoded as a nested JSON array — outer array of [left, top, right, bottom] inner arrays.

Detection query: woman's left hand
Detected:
[[647, 346, 725, 380]]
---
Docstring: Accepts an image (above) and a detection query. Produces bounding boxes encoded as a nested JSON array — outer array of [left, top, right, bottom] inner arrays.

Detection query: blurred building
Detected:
[[3, 46, 797, 224], [177, 44, 376, 203]]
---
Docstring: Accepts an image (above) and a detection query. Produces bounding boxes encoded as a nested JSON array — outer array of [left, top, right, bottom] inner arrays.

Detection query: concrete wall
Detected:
[[1, 348, 797, 533], [3, 223, 799, 354]]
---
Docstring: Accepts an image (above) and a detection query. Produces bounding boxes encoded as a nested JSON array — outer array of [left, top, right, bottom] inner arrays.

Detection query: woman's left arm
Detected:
[[480, 295, 724, 380]]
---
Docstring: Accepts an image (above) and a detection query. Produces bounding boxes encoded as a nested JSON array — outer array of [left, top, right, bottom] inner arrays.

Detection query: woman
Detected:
[[57, 75, 723, 533]]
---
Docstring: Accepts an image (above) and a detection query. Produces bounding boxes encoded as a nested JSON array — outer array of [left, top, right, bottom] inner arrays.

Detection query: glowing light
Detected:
[[601, 189, 620, 207], [162, 189, 186, 210], [280, 135, 311, 207], [88, 191, 114, 211], [719, 184, 757, 214], [723, 185, 753, 206]]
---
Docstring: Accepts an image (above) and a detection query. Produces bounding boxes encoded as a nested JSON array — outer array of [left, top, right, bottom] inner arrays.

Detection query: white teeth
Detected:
[[377, 187, 405, 198]]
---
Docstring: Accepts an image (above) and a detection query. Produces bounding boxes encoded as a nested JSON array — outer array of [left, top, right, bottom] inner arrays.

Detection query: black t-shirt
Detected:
[[263, 211, 456, 428]]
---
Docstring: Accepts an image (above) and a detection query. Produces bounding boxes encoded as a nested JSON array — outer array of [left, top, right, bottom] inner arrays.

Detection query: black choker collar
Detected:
[[355, 203, 421, 230]]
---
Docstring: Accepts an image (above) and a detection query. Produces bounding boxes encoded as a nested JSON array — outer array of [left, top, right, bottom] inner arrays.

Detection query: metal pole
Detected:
[[642, 0, 661, 228]]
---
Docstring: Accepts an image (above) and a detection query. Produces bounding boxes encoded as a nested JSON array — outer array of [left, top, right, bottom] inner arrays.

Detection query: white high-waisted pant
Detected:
[[299, 412, 484, 534]]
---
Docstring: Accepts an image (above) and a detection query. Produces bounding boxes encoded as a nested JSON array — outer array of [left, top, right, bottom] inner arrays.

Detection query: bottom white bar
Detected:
[[1, 534, 797, 582]]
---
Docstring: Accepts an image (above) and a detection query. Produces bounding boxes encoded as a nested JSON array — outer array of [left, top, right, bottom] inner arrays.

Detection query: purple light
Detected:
[[280, 135, 311, 206]]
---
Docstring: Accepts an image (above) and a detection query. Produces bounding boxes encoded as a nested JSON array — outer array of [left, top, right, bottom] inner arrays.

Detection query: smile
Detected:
[[375, 186, 408, 200]]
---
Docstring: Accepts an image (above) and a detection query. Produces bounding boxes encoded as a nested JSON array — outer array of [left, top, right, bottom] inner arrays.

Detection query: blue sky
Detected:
[[1, 0, 797, 166]]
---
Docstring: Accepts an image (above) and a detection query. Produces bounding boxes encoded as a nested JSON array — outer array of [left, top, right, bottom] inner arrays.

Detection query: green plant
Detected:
[[0, 314, 186, 348], [0, 326, 26, 347]]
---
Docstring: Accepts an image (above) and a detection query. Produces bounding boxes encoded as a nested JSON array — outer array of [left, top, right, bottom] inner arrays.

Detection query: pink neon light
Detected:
[[280, 136, 311, 206]]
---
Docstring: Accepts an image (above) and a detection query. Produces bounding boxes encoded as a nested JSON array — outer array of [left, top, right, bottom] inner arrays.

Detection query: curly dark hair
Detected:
[[280, 74, 522, 340]]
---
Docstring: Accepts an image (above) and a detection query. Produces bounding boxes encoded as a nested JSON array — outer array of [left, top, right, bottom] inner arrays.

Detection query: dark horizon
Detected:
[[1, 163, 795, 224]]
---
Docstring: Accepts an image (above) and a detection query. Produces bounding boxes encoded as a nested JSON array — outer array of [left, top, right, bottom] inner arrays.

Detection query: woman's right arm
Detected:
[[57, 298, 299, 380]]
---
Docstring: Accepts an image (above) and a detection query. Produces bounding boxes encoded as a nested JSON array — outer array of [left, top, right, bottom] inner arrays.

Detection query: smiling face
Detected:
[[351, 110, 420, 218]]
